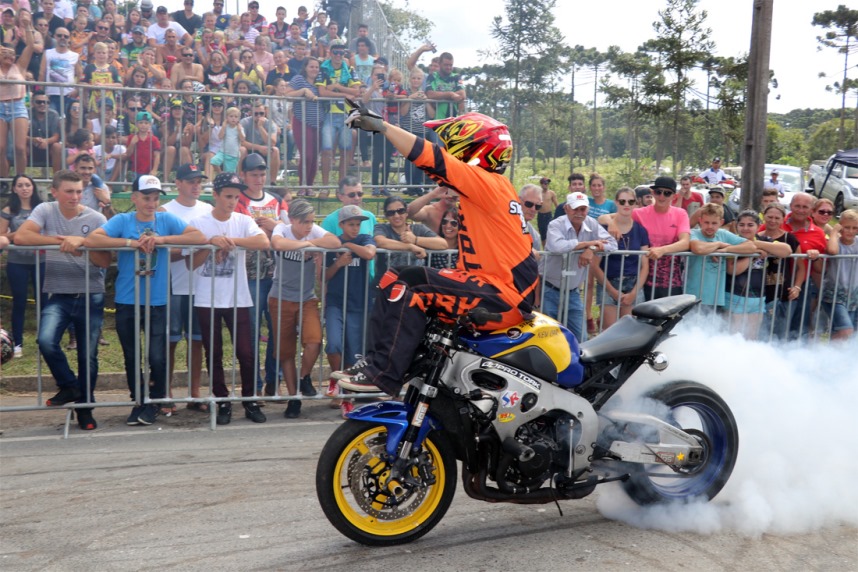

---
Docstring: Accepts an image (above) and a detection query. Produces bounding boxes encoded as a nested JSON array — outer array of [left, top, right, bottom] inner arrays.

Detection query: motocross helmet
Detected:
[[424, 112, 513, 174], [0, 328, 12, 365]]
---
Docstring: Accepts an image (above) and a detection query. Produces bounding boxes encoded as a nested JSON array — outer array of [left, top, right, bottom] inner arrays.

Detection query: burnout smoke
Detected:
[[596, 315, 858, 536]]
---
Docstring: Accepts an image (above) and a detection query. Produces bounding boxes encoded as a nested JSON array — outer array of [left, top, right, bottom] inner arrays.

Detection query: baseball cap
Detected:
[[176, 164, 207, 181], [375, 56, 389, 66], [771, 169, 779, 174], [650, 176, 677, 192], [565, 192, 589, 209], [712, 157, 721, 163], [213, 172, 248, 192], [708, 186, 725, 196], [156, 6, 168, 14], [540, 177, 551, 184], [132, 25, 145, 34], [136, 110, 153, 122], [141, 0, 153, 9], [338, 204, 368, 223], [133, 174, 165, 194], [241, 152, 267, 171], [3, 7, 15, 15], [170, 98, 182, 108]]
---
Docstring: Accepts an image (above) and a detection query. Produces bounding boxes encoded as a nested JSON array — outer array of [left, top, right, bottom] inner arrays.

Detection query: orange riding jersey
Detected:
[[409, 138, 539, 321]]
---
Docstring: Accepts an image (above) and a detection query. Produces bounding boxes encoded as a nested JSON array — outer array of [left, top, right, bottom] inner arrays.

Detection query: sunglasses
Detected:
[[97, 26, 109, 30], [385, 207, 407, 217], [441, 218, 459, 228], [652, 189, 674, 197], [331, 50, 344, 55], [816, 210, 834, 216], [616, 199, 634, 206], [128, 106, 140, 111], [522, 200, 542, 209], [183, 53, 194, 57], [34, 100, 48, 104], [346, 191, 364, 198], [54, 33, 69, 38], [254, 111, 265, 116]]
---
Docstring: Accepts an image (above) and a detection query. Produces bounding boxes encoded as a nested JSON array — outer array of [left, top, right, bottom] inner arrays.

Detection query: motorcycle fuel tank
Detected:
[[459, 312, 584, 387]]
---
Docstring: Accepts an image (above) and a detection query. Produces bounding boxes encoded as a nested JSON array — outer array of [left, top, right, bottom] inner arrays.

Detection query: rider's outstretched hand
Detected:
[[345, 98, 385, 133]]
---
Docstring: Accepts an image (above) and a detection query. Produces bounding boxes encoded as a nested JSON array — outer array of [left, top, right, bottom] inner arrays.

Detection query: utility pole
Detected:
[[741, 0, 773, 211]]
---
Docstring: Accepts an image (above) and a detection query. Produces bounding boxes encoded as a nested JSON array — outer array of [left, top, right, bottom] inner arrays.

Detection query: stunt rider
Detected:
[[334, 107, 539, 396]]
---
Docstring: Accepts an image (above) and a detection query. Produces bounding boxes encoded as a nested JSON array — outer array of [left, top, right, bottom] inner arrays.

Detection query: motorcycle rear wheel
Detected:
[[316, 420, 457, 546], [622, 381, 739, 505]]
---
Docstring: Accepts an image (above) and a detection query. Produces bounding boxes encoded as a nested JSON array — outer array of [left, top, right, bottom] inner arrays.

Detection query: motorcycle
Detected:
[[315, 295, 738, 546]]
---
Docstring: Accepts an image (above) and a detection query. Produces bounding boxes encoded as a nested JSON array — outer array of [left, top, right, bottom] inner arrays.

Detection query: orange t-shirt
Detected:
[[411, 138, 538, 320]]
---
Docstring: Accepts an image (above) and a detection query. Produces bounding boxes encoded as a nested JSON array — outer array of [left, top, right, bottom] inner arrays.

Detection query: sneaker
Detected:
[[126, 405, 144, 425], [330, 356, 368, 382], [76, 408, 97, 431], [340, 400, 355, 419], [284, 399, 302, 419], [46, 386, 81, 406], [216, 402, 232, 425], [337, 371, 378, 394], [98, 337, 110, 346], [13, 345, 22, 358], [299, 375, 317, 397], [136, 404, 159, 426], [243, 401, 267, 423], [66, 334, 77, 350], [325, 378, 341, 398]]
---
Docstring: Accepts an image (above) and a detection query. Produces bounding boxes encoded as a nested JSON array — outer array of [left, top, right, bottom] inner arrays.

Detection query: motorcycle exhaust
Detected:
[[647, 351, 669, 372]]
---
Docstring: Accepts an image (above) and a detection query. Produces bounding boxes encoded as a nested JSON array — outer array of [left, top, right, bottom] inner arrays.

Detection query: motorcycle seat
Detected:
[[578, 316, 660, 363], [631, 294, 698, 321]]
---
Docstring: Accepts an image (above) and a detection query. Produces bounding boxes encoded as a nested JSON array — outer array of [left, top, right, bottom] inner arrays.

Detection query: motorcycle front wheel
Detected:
[[622, 381, 739, 505], [316, 420, 457, 546]]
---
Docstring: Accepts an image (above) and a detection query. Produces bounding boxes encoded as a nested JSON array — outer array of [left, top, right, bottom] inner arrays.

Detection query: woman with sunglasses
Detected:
[[812, 199, 836, 237], [374, 196, 447, 273], [428, 206, 460, 269], [203, 50, 232, 92], [592, 187, 650, 330], [232, 48, 265, 93]]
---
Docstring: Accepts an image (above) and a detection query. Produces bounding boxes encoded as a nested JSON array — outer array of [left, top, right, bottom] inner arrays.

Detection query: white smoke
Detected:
[[596, 314, 858, 537]]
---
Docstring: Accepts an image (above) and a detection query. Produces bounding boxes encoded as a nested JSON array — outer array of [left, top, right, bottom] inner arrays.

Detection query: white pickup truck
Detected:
[[807, 150, 858, 215]]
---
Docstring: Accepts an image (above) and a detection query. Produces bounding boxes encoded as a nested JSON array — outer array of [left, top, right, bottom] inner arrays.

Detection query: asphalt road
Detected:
[[1, 404, 856, 572]]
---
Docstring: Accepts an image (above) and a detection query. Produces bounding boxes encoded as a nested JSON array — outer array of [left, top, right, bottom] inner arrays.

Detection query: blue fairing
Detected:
[[346, 400, 442, 457]]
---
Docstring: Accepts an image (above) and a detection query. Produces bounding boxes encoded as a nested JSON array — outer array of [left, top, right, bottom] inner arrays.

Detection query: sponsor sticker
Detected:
[[501, 391, 520, 408], [480, 359, 541, 391], [498, 412, 515, 423], [506, 327, 522, 340]]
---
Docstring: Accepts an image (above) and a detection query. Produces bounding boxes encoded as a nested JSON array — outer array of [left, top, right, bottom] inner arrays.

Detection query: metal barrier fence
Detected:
[[1, 244, 855, 436], [2, 79, 434, 197]]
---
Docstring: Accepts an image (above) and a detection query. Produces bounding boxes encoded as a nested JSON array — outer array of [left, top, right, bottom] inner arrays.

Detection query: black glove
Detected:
[[344, 98, 385, 133]]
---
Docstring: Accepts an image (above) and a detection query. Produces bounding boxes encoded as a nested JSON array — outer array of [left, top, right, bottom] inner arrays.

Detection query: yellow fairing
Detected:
[[490, 312, 573, 372]]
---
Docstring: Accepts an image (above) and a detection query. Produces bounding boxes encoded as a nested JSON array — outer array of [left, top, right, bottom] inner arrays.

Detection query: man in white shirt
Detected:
[[188, 172, 270, 425], [699, 157, 728, 186], [147, 6, 191, 47], [160, 163, 212, 411]]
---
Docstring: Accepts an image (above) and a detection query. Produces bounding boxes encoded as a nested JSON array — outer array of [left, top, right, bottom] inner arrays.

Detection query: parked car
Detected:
[[727, 164, 805, 215], [807, 150, 858, 215]]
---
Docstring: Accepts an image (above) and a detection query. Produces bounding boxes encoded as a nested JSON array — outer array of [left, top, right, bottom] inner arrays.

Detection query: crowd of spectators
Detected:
[[1, 2, 857, 431], [0, 0, 461, 196]]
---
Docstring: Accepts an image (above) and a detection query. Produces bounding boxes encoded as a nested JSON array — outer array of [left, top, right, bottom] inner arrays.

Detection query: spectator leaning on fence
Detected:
[[84, 174, 206, 427], [269, 199, 341, 417], [686, 203, 756, 309], [188, 172, 269, 425], [14, 170, 111, 432], [821, 209, 858, 341], [544, 191, 617, 343]]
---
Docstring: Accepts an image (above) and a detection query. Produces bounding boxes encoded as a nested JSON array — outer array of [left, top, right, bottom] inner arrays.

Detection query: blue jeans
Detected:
[[324, 305, 366, 367], [783, 283, 818, 341], [6, 261, 45, 347], [115, 303, 168, 402], [37, 293, 104, 404], [248, 277, 277, 389], [542, 285, 586, 344]]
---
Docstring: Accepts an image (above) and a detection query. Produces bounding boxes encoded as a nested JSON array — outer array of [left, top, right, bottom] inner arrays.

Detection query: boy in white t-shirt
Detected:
[[188, 172, 270, 425], [92, 125, 126, 182]]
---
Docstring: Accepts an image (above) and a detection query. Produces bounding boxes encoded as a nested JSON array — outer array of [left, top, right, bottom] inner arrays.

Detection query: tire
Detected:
[[622, 381, 739, 505], [315, 420, 457, 546]]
